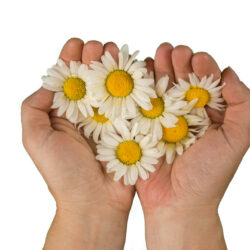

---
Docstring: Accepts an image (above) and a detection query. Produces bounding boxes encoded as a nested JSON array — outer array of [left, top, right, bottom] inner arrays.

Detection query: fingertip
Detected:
[[59, 38, 84, 65], [145, 57, 154, 74], [103, 42, 119, 62], [172, 45, 193, 59], [172, 45, 193, 81], [154, 42, 175, 82], [22, 87, 54, 112], [82, 40, 103, 65], [156, 42, 174, 54], [192, 52, 221, 80], [221, 67, 249, 105], [222, 67, 240, 82]]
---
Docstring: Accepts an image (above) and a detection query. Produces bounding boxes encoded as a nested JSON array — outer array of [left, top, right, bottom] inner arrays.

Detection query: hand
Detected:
[[136, 43, 250, 250], [21, 38, 135, 250]]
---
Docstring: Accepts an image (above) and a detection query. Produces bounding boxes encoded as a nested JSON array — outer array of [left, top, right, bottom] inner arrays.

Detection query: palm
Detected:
[[136, 124, 233, 209], [35, 115, 135, 211]]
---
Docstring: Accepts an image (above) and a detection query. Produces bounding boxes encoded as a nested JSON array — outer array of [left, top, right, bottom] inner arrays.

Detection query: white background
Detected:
[[0, 0, 249, 249]]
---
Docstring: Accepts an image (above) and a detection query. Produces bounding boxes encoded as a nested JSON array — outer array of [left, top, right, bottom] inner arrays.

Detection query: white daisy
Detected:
[[77, 107, 123, 143], [157, 114, 211, 164], [131, 76, 198, 141], [168, 73, 226, 117], [42, 59, 96, 123], [96, 121, 161, 185], [89, 44, 156, 120]]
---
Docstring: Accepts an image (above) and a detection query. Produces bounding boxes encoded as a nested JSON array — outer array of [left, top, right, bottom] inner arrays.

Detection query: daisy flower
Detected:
[[42, 59, 96, 123], [77, 107, 120, 143], [96, 121, 161, 185], [158, 114, 211, 164], [131, 76, 198, 141], [89, 44, 156, 120], [168, 73, 226, 117]]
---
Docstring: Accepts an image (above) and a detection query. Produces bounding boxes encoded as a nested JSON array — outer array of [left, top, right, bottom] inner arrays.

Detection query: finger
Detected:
[[172, 45, 193, 82], [59, 38, 84, 66], [21, 88, 54, 150], [103, 42, 119, 62], [144, 57, 154, 75], [192, 52, 221, 80], [221, 67, 250, 149], [82, 40, 103, 65], [222, 67, 250, 105], [154, 43, 175, 87]]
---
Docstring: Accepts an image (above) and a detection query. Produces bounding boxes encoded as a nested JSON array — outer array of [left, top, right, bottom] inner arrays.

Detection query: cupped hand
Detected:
[[136, 43, 250, 213], [21, 38, 135, 215]]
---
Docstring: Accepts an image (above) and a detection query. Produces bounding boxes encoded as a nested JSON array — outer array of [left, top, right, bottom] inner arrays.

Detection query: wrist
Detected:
[[44, 204, 129, 250], [144, 206, 227, 250]]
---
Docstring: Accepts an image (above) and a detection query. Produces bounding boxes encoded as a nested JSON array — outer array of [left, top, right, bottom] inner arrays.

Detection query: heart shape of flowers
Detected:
[[42, 44, 225, 185]]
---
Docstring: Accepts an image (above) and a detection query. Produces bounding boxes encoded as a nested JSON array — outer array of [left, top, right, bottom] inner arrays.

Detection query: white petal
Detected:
[[140, 118, 151, 134], [125, 96, 136, 117], [141, 156, 158, 165], [160, 113, 178, 128], [131, 123, 138, 138], [178, 78, 190, 90], [157, 141, 166, 155], [139, 135, 151, 148], [70, 104, 79, 123], [138, 166, 149, 180], [176, 142, 183, 155], [124, 50, 139, 71], [166, 144, 176, 164], [143, 148, 160, 157], [106, 159, 120, 169], [93, 123, 102, 143], [156, 76, 169, 96], [96, 154, 116, 162], [128, 166, 138, 185], [57, 99, 69, 116], [77, 101, 88, 117], [102, 134, 120, 148], [141, 163, 155, 173], [97, 148, 115, 156], [66, 101, 76, 120], [84, 122, 97, 138], [70, 61, 81, 77], [114, 120, 130, 140], [189, 73, 200, 86], [113, 166, 127, 181]]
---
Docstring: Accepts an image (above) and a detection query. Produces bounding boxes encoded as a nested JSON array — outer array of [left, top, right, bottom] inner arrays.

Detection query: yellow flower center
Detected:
[[185, 86, 210, 108], [91, 108, 109, 123], [105, 70, 134, 97], [116, 141, 142, 165], [63, 77, 86, 101], [140, 97, 164, 119], [162, 116, 188, 143]]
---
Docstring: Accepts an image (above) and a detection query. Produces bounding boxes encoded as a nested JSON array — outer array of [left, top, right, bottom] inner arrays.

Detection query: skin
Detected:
[[22, 39, 135, 250], [137, 43, 250, 249], [21, 38, 250, 250]]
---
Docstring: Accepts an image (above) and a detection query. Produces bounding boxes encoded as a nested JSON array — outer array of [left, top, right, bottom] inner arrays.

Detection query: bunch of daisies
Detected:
[[42, 45, 225, 185]]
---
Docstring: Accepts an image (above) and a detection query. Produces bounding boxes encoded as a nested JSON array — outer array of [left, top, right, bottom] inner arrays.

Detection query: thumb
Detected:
[[221, 67, 250, 149], [222, 67, 250, 105], [21, 87, 54, 151]]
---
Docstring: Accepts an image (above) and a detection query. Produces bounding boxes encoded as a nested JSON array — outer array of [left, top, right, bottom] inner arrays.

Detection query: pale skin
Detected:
[[21, 38, 250, 250]]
